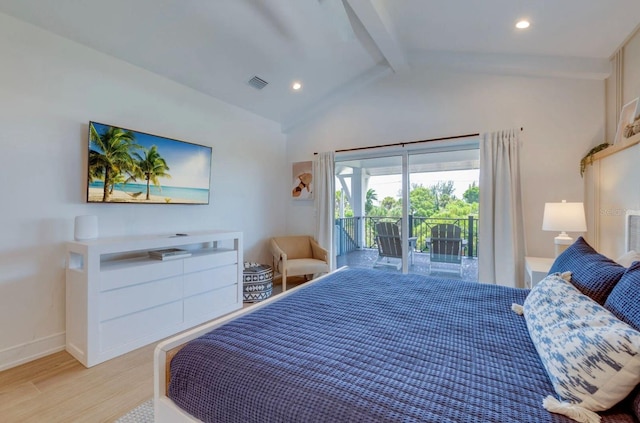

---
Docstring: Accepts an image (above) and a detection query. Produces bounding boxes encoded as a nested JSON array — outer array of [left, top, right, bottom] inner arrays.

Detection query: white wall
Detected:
[[0, 13, 287, 370], [586, 28, 640, 257], [286, 67, 605, 264], [593, 144, 640, 258]]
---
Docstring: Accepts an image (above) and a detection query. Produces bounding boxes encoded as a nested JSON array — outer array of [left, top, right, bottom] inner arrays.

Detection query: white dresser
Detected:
[[65, 230, 242, 367]]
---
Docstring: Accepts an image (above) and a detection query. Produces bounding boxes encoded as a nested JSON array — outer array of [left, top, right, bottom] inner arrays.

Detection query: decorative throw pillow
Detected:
[[605, 261, 640, 332], [524, 273, 640, 422], [548, 237, 625, 304], [615, 250, 640, 268]]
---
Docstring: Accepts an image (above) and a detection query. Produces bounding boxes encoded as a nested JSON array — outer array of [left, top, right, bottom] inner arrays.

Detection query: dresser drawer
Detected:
[[184, 265, 237, 297], [100, 276, 183, 321], [100, 259, 182, 291], [184, 284, 238, 323], [100, 300, 183, 352], [184, 250, 237, 273]]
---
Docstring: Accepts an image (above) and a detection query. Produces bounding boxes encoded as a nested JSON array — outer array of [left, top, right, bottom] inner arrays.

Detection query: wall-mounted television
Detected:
[[87, 121, 212, 204]]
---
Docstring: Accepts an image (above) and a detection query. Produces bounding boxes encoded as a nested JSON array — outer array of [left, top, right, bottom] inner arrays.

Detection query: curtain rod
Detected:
[[313, 128, 523, 155]]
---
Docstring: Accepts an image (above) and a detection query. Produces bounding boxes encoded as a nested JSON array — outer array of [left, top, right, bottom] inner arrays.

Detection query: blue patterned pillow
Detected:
[[524, 273, 640, 418], [607, 262, 640, 422], [548, 237, 625, 304], [605, 261, 640, 332]]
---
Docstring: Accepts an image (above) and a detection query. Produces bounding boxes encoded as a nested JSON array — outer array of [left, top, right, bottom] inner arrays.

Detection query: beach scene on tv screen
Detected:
[[88, 122, 211, 204]]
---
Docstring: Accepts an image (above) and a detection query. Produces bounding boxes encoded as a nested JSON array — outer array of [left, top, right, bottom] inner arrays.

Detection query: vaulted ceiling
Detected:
[[1, 0, 639, 132]]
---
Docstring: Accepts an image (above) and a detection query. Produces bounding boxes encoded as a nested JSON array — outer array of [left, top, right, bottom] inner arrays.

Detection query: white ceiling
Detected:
[[1, 0, 639, 132]]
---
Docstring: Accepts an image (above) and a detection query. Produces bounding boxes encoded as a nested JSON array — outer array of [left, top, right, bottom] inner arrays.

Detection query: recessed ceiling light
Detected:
[[515, 20, 530, 29], [292, 81, 302, 91]]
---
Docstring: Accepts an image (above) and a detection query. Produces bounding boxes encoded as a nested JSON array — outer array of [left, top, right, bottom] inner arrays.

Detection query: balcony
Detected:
[[335, 216, 479, 282]]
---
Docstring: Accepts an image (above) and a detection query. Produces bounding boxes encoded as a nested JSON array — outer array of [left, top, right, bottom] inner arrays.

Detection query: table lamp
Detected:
[[542, 200, 587, 257]]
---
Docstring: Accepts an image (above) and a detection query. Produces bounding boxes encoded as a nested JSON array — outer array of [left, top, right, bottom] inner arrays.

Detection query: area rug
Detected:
[[115, 399, 153, 423]]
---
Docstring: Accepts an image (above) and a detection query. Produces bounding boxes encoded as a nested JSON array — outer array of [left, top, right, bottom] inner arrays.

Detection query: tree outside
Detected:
[[463, 181, 479, 204], [335, 177, 479, 253], [363, 180, 478, 219]]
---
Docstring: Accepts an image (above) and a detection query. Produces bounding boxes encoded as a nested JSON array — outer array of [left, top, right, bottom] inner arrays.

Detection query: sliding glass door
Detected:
[[407, 149, 479, 280], [334, 142, 479, 281], [335, 154, 405, 269]]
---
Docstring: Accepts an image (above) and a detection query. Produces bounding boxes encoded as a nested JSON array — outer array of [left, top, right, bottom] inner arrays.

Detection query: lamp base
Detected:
[[554, 232, 573, 257]]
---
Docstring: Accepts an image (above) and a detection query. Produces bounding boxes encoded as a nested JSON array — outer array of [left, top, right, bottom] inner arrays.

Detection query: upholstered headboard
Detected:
[[626, 211, 640, 252]]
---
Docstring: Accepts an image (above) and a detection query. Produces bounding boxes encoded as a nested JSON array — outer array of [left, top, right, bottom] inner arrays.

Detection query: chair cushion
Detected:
[[548, 237, 625, 305], [273, 236, 312, 260], [285, 258, 330, 277]]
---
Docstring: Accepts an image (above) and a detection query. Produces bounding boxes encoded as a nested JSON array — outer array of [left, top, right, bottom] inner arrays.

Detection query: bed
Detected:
[[154, 239, 640, 423]]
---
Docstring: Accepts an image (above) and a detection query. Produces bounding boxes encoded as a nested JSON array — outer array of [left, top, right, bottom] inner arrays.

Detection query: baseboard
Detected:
[[0, 332, 65, 371]]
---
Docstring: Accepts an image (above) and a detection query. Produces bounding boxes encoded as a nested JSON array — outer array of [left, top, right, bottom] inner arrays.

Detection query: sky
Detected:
[[367, 169, 479, 202], [91, 122, 212, 189]]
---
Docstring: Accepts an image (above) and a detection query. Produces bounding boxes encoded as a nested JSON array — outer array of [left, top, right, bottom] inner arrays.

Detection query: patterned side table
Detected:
[[242, 262, 273, 302]]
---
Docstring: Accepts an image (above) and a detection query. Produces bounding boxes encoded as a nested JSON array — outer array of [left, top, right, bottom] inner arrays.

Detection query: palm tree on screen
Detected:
[[132, 145, 171, 200], [89, 123, 139, 202], [109, 173, 127, 194]]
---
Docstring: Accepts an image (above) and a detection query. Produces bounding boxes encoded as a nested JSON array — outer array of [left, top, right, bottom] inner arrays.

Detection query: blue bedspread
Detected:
[[168, 268, 636, 422]]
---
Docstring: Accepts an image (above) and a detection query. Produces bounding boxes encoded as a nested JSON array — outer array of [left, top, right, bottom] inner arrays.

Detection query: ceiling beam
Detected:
[[345, 0, 408, 73]]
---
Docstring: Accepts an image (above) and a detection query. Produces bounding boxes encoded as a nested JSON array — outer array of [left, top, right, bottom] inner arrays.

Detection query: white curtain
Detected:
[[314, 152, 335, 270], [479, 129, 526, 287]]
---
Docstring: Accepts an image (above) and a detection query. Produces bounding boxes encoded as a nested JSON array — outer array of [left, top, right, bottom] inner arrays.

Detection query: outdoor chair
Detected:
[[270, 235, 329, 292], [374, 222, 417, 270], [428, 223, 463, 276]]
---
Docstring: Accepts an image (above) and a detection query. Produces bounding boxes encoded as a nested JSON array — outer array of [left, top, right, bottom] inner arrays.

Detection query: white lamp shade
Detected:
[[74, 215, 98, 240], [542, 201, 587, 233]]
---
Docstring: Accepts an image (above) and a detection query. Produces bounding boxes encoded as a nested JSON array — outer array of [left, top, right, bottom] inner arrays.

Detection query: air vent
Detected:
[[248, 75, 268, 90]]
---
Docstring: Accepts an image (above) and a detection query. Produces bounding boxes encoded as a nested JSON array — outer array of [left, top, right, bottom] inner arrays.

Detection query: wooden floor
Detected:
[[0, 276, 306, 423], [0, 343, 155, 423]]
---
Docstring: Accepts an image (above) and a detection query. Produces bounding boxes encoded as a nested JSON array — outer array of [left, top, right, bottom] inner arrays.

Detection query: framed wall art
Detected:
[[87, 121, 212, 204], [292, 161, 313, 200], [614, 98, 639, 145]]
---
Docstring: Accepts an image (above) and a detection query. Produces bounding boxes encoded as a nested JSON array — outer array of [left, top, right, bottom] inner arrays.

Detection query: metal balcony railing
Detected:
[[335, 216, 478, 258]]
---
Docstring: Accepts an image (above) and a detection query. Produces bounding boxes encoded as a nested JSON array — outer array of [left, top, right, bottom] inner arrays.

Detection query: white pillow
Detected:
[[615, 250, 640, 268], [524, 273, 640, 421]]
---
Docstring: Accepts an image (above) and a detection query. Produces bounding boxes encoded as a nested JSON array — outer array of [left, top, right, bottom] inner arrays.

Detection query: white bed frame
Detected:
[[153, 269, 342, 422]]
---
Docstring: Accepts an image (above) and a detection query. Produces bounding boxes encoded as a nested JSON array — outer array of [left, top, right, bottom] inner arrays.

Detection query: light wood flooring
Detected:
[[0, 276, 305, 423]]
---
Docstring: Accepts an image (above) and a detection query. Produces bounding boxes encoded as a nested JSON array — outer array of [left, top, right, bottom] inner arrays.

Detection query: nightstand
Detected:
[[524, 256, 555, 288]]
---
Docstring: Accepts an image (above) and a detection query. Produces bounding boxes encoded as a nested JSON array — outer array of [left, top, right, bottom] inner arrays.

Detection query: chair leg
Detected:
[[282, 272, 287, 292]]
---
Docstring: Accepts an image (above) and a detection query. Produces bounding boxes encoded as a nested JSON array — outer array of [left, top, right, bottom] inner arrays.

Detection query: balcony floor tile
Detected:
[[336, 249, 478, 282]]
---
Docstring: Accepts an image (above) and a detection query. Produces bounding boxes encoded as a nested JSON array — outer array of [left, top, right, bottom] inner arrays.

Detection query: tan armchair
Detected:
[[270, 235, 330, 291]]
